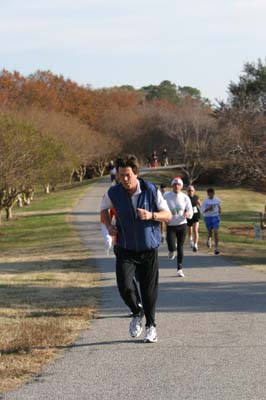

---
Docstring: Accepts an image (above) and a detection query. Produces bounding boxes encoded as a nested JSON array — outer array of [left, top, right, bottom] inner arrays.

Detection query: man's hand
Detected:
[[137, 208, 152, 220], [108, 225, 118, 236]]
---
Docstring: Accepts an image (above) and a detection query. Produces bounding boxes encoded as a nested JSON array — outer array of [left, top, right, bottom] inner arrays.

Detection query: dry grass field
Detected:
[[0, 181, 100, 393]]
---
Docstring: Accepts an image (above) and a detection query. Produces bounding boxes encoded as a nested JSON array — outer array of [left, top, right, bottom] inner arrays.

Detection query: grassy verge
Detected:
[[142, 170, 266, 270], [0, 179, 101, 393], [204, 187, 266, 271]]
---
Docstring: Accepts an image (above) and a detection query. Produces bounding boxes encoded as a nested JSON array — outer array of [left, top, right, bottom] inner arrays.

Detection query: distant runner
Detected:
[[164, 177, 193, 277], [161, 148, 169, 167], [201, 188, 221, 255], [186, 185, 201, 252], [151, 150, 158, 167], [108, 160, 117, 184]]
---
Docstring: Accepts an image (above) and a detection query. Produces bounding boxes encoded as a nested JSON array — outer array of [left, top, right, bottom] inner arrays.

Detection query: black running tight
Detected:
[[166, 224, 187, 266]]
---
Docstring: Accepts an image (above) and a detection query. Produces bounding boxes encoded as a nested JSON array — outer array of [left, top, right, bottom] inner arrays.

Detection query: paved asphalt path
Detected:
[[4, 179, 266, 400]]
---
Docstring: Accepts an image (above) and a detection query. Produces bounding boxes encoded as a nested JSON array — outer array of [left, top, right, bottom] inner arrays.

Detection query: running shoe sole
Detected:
[[144, 337, 158, 343]]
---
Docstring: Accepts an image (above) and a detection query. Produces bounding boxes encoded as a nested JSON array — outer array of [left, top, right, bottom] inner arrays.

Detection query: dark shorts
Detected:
[[187, 215, 200, 227]]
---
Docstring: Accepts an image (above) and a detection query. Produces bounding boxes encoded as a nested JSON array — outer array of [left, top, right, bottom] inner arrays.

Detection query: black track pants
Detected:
[[166, 224, 187, 267], [115, 246, 159, 327]]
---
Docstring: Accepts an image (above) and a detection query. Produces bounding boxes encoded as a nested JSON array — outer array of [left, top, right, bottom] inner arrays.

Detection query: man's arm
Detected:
[[100, 191, 117, 236], [100, 209, 118, 236], [200, 199, 207, 213], [137, 189, 172, 222], [137, 208, 172, 222], [154, 209, 172, 222], [184, 196, 193, 219]]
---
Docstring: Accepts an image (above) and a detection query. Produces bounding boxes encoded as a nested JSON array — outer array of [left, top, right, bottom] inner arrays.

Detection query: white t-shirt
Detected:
[[201, 197, 221, 217], [100, 180, 170, 215], [164, 191, 193, 226]]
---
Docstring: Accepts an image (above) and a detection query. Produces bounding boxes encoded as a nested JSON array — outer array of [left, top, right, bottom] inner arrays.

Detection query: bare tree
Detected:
[[215, 105, 266, 188], [159, 99, 216, 184]]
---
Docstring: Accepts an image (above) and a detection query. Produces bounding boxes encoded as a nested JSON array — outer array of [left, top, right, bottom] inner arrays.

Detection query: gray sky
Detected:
[[1, 0, 266, 102]]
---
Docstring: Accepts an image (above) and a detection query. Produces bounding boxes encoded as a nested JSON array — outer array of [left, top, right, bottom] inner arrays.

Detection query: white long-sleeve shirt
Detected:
[[164, 191, 193, 226]]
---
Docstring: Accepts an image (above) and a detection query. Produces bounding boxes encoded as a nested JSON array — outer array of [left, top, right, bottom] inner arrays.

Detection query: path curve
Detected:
[[4, 179, 266, 400]]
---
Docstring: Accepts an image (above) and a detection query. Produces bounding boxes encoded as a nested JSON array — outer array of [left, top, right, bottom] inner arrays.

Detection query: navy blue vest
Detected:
[[108, 178, 161, 251]]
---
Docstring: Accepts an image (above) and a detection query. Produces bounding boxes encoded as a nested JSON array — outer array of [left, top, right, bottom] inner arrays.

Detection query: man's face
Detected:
[[187, 187, 195, 196], [207, 191, 214, 199], [118, 167, 138, 192], [172, 182, 182, 193]]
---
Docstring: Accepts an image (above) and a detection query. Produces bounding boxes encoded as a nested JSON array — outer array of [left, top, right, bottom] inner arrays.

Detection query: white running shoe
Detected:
[[177, 269, 185, 277], [193, 244, 198, 252], [129, 314, 143, 338], [168, 251, 176, 260], [144, 326, 158, 343], [207, 238, 212, 248], [189, 238, 194, 248]]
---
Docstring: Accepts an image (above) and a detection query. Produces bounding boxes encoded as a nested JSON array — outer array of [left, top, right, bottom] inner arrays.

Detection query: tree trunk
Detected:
[[23, 188, 34, 205], [44, 184, 50, 194], [16, 195, 23, 207], [5, 206, 13, 220], [70, 170, 75, 183], [23, 197, 31, 206]]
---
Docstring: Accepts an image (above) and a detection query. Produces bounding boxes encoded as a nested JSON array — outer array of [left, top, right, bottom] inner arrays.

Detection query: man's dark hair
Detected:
[[207, 187, 215, 194], [160, 183, 167, 189], [115, 155, 139, 174]]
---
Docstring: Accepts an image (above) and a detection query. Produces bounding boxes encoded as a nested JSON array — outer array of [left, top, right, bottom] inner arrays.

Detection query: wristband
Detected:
[[152, 212, 157, 221]]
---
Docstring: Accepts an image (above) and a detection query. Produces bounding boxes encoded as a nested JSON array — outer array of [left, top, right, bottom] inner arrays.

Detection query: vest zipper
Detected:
[[127, 194, 138, 251]]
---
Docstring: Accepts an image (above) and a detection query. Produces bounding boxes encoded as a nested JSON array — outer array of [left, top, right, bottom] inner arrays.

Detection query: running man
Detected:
[[201, 188, 221, 255], [100, 155, 171, 343]]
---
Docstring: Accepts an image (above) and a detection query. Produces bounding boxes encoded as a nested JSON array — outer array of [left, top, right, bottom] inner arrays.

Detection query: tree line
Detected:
[[1, 59, 266, 222]]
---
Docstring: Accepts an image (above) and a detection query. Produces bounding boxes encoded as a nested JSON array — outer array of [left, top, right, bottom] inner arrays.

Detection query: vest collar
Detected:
[[131, 179, 142, 198]]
